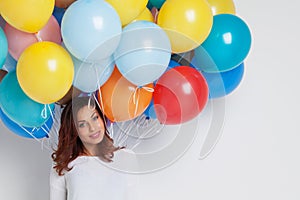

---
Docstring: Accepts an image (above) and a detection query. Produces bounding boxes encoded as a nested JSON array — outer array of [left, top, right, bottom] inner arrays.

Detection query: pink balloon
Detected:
[[4, 15, 61, 60]]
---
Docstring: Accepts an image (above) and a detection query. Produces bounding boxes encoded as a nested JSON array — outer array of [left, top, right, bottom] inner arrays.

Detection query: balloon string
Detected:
[[92, 63, 108, 128], [92, 92, 109, 132], [34, 32, 43, 42], [41, 104, 48, 119], [47, 104, 55, 127], [132, 87, 139, 105], [95, 89, 104, 112], [109, 122, 114, 140], [19, 125, 51, 151], [132, 86, 154, 117], [132, 86, 154, 104], [88, 95, 96, 110], [93, 93, 116, 141], [142, 86, 154, 93], [134, 90, 140, 116]]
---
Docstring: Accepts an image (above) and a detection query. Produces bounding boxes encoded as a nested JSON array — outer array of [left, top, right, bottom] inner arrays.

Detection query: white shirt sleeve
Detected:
[[49, 167, 67, 200]]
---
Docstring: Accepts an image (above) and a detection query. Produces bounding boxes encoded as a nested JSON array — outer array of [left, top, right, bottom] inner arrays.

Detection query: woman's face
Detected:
[[76, 105, 105, 151]]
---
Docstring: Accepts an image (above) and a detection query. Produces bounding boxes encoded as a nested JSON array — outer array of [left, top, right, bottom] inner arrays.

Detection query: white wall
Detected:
[[1, 0, 300, 199]]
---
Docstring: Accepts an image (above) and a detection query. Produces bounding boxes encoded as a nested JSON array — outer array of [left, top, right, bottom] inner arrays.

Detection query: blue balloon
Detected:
[[146, 1, 153, 10], [193, 14, 251, 72], [144, 100, 157, 119], [52, 6, 65, 26], [114, 20, 171, 86], [149, 0, 166, 9], [167, 59, 180, 70], [0, 71, 55, 127], [61, 0, 122, 62], [0, 108, 53, 139], [73, 54, 115, 93], [201, 62, 244, 98], [0, 27, 8, 68], [170, 53, 196, 68], [2, 53, 17, 72]]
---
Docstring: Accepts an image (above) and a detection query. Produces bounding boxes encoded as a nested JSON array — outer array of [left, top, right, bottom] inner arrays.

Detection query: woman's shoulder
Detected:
[[105, 148, 140, 173], [68, 156, 100, 168]]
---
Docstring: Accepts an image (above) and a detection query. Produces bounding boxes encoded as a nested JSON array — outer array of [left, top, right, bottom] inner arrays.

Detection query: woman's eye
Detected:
[[92, 115, 99, 121], [78, 123, 86, 128]]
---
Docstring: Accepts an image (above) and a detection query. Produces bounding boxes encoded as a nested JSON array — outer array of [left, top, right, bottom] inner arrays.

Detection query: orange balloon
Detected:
[[98, 67, 153, 122]]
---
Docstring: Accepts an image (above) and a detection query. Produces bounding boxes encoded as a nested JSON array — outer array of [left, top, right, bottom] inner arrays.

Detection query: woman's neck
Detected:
[[83, 143, 102, 156]]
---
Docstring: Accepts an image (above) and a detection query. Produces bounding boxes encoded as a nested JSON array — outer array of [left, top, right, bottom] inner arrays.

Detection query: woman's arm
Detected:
[[49, 167, 67, 200]]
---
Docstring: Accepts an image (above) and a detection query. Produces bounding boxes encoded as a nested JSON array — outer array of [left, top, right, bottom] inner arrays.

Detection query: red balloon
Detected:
[[153, 66, 209, 124]]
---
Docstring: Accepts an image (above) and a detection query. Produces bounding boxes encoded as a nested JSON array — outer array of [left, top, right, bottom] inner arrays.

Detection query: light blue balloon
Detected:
[[73, 55, 115, 93], [114, 20, 171, 86], [0, 27, 8, 68], [0, 71, 54, 127], [201, 62, 244, 98], [0, 108, 53, 139], [193, 14, 251, 72], [2, 53, 17, 72], [61, 0, 122, 62]]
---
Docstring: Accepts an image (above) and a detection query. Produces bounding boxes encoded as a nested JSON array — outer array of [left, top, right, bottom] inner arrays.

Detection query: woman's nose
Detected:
[[89, 122, 96, 131]]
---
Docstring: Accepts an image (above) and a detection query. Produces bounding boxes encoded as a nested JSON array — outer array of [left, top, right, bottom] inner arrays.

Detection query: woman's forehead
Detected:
[[76, 105, 97, 120]]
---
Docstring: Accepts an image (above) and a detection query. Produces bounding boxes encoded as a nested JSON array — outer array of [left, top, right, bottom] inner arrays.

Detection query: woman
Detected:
[[50, 96, 138, 200]]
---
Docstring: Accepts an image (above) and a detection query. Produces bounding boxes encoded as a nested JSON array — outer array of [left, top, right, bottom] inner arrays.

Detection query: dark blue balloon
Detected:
[[144, 100, 157, 119], [167, 59, 180, 70], [0, 108, 53, 139], [52, 6, 65, 26], [202, 62, 244, 98], [171, 53, 195, 68]]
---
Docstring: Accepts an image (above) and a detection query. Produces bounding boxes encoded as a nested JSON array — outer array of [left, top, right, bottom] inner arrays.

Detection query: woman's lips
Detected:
[[90, 132, 100, 139]]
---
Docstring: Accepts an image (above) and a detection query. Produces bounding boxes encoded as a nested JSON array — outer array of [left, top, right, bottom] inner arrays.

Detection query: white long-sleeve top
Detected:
[[50, 150, 140, 200]]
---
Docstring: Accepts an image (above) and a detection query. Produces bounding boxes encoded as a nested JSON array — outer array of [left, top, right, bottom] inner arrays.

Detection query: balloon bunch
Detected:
[[0, 0, 252, 139]]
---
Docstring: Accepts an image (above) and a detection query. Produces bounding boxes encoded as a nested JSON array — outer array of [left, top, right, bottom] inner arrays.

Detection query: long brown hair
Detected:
[[52, 96, 121, 176]]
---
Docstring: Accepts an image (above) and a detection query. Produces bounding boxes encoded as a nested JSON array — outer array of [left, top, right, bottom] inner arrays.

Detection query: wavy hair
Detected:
[[52, 96, 122, 176]]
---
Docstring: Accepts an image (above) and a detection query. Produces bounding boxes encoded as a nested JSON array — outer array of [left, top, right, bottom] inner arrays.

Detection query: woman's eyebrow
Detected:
[[90, 111, 97, 118]]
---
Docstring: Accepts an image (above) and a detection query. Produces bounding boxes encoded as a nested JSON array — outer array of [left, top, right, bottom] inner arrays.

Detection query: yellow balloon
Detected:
[[131, 8, 154, 23], [206, 0, 236, 15], [106, 0, 148, 26], [17, 42, 74, 104], [0, 0, 54, 33], [157, 0, 213, 53]]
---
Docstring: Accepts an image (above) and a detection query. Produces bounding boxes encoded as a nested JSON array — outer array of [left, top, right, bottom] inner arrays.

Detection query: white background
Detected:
[[1, 0, 300, 199]]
